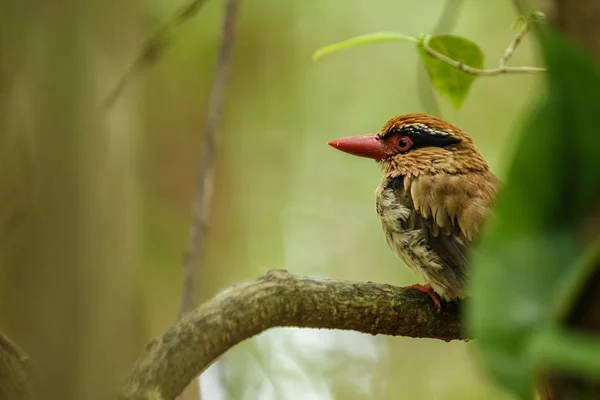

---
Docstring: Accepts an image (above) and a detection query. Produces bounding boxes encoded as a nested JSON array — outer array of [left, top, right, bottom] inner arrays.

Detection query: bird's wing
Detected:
[[396, 173, 494, 283]]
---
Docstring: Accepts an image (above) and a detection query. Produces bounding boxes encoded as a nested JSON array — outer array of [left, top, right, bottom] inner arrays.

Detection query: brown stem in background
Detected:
[[176, 0, 241, 398], [551, 0, 600, 64], [121, 270, 465, 400], [178, 0, 240, 330]]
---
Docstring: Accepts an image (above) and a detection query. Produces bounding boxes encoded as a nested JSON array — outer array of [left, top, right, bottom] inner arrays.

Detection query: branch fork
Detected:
[[422, 16, 547, 76]]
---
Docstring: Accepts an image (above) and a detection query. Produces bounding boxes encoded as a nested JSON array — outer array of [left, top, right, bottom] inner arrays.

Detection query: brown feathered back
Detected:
[[375, 114, 499, 301]]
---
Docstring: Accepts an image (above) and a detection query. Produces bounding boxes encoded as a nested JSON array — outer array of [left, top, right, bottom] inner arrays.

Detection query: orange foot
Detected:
[[405, 283, 442, 312]]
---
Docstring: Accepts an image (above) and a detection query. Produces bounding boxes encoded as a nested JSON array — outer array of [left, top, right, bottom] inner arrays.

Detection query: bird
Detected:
[[328, 113, 499, 310]]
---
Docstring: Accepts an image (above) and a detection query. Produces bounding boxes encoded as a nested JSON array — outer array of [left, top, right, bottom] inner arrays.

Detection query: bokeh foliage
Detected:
[[311, 8, 600, 399], [0, 0, 546, 399], [470, 27, 600, 398]]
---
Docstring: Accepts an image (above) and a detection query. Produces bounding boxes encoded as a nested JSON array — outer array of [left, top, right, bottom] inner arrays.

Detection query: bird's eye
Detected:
[[396, 135, 414, 153]]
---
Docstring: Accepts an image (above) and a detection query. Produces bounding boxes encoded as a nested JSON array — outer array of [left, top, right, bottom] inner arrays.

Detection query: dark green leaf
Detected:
[[469, 27, 600, 397], [529, 327, 600, 378], [417, 34, 484, 109]]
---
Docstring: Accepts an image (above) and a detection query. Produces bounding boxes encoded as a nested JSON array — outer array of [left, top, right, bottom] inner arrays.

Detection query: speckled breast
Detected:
[[375, 175, 460, 301]]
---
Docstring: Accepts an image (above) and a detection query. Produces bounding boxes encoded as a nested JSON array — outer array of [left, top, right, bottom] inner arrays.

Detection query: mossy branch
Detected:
[[120, 270, 465, 400]]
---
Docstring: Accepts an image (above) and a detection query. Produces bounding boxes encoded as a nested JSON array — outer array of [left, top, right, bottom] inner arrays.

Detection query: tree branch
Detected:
[[177, 0, 240, 397], [121, 270, 465, 400]]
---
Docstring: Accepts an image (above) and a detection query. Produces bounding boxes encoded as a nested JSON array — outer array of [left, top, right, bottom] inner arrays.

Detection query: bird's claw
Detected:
[[405, 283, 442, 312]]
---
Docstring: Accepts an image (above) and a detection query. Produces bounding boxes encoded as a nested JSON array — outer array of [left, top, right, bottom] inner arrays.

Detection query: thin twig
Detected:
[[417, 0, 465, 115], [500, 21, 530, 66], [176, 1, 240, 398], [177, 0, 240, 328], [422, 35, 546, 76], [102, 0, 211, 109]]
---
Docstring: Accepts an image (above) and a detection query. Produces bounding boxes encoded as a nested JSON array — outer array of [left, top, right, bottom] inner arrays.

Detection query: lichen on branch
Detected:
[[120, 270, 465, 400]]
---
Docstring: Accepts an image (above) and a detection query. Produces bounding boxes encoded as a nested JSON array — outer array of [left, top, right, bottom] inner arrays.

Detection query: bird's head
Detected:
[[328, 113, 489, 177]]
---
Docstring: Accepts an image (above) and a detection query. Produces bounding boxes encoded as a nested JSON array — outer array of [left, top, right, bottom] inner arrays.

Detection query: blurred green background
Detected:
[[0, 0, 543, 399]]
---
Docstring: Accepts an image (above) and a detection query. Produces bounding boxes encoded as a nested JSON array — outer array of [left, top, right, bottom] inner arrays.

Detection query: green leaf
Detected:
[[417, 34, 484, 109], [312, 32, 417, 61], [529, 328, 600, 379], [468, 27, 600, 398], [553, 233, 600, 322]]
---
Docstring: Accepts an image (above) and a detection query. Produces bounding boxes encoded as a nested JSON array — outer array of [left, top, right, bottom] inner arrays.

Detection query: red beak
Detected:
[[328, 134, 391, 161]]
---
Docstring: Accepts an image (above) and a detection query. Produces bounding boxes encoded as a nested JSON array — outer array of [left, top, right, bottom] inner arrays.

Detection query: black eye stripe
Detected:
[[389, 124, 461, 148]]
